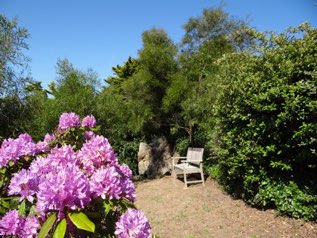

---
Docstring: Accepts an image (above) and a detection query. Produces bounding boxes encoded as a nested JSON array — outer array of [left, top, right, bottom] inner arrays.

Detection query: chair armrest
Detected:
[[172, 157, 187, 166]]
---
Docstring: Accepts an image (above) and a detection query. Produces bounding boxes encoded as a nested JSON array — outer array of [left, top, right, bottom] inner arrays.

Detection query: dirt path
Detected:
[[135, 176, 317, 238]]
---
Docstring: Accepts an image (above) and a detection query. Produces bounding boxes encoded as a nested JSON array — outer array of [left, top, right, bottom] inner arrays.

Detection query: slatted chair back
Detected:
[[187, 147, 204, 164]]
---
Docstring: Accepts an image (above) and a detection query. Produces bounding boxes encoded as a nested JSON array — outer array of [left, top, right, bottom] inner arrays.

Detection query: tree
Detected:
[[0, 14, 31, 97], [164, 7, 252, 145], [98, 57, 144, 174], [23, 81, 52, 141], [181, 7, 250, 53], [0, 14, 32, 140], [105, 57, 140, 94], [24, 59, 100, 139], [121, 28, 177, 138], [98, 57, 140, 141], [51, 58, 100, 117], [97, 30, 177, 172]]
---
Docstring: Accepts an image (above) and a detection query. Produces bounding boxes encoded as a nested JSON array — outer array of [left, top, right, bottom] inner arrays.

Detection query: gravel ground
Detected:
[[135, 176, 317, 238]]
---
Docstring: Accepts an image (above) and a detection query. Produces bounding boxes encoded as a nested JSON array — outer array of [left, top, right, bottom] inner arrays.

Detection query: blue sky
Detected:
[[1, 0, 317, 89]]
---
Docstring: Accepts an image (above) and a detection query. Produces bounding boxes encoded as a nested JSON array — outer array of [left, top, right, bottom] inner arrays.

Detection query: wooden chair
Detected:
[[172, 147, 205, 188]]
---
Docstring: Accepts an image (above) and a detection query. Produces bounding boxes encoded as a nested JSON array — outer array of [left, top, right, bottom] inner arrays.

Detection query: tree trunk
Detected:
[[189, 123, 194, 145]]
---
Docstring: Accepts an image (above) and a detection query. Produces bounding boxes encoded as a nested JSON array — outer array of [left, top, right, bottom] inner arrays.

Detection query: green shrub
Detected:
[[112, 139, 140, 175], [174, 136, 190, 156], [208, 164, 221, 180], [255, 180, 317, 220], [211, 24, 317, 220]]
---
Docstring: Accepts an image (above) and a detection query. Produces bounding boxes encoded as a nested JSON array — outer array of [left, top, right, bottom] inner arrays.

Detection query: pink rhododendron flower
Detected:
[[90, 166, 122, 200], [0, 210, 40, 238], [0, 133, 38, 168], [119, 177, 136, 202], [115, 208, 151, 238], [89, 165, 135, 202], [119, 163, 133, 179], [29, 146, 89, 215], [1, 112, 150, 237], [84, 131, 95, 139], [77, 135, 118, 175], [118, 164, 135, 202], [35, 141, 49, 153], [35, 133, 56, 152], [18, 133, 33, 143], [36, 163, 91, 214], [81, 115, 96, 128], [58, 112, 80, 130], [8, 169, 38, 202], [43, 133, 55, 143], [48, 145, 77, 167], [28, 156, 51, 175], [0, 210, 23, 236], [20, 217, 40, 238]]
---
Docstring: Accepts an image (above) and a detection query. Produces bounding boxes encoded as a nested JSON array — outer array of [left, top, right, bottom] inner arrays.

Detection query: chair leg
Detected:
[[183, 170, 188, 188], [201, 170, 205, 186], [173, 168, 177, 179]]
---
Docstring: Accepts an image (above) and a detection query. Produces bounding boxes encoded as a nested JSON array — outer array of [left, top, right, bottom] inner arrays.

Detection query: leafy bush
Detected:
[[174, 136, 190, 156], [211, 24, 317, 220], [208, 164, 221, 180], [255, 180, 317, 220], [112, 138, 140, 175]]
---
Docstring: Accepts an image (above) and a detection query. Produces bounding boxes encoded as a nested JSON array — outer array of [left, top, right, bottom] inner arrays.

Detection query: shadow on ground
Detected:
[[135, 176, 317, 238]]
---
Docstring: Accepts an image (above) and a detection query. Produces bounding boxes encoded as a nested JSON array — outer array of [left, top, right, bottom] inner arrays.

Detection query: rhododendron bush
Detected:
[[0, 112, 151, 237]]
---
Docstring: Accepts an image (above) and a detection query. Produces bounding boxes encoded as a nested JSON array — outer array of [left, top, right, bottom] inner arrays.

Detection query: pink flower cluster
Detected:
[[115, 208, 151, 238], [81, 115, 96, 128], [90, 164, 135, 202], [77, 135, 118, 175], [0, 133, 51, 169], [58, 112, 80, 130], [31, 145, 91, 214], [8, 141, 135, 216], [58, 112, 96, 130], [0, 210, 40, 238], [0, 113, 150, 237]]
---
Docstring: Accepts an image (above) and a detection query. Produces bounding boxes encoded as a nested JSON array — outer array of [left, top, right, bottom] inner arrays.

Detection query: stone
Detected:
[[138, 159, 150, 176], [137, 137, 173, 179], [138, 142, 151, 162]]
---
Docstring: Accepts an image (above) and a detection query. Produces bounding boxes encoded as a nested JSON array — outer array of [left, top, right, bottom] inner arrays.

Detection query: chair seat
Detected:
[[174, 163, 201, 173]]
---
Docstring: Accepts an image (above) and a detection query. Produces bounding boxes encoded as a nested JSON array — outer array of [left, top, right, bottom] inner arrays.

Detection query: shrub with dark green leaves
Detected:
[[212, 24, 317, 220], [255, 179, 317, 220], [112, 138, 141, 175]]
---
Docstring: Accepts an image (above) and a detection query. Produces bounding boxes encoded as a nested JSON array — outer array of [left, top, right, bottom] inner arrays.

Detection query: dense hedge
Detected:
[[210, 24, 317, 220]]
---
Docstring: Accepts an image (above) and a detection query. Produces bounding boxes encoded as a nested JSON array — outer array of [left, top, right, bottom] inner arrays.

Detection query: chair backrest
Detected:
[[186, 147, 204, 162]]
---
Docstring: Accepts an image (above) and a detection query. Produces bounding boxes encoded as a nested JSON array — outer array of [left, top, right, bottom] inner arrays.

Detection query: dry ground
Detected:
[[135, 176, 317, 238]]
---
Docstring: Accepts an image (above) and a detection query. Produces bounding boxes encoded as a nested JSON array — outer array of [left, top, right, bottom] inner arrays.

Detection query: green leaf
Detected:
[[121, 199, 136, 210], [103, 200, 113, 215], [0, 199, 10, 209], [29, 205, 40, 216], [68, 212, 95, 233], [18, 200, 26, 216], [53, 218, 67, 238], [38, 212, 57, 238]]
